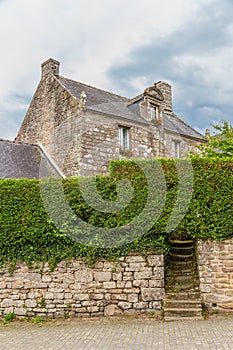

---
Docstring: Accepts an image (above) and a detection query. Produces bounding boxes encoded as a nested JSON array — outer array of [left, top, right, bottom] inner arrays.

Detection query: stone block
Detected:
[[94, 272, 111, 282], [133, 280, 149, 288], [82, 300, 97, 307], [149, 280, 164, 288], [75, 294, 89, 301], [42, 275, 52, 283], [134, 270, 152, 280], [74, 270, 93, 283], [102, 282, 116, 289], [87, 306, 99, 313], [1, 299, 13, 307], [127, 294, 138, 303], [117, 281, 125, 288], [124, 281, 132, 288], [14, 300, 24, 308], [125, 256, 146, 263], [12, 280, 24, 289], [147, 255, 164, 267], [104, 304, 122, 316], [94, 261, 104, 269], [14, 308, 27, 316], [126, 262, 146, 272], [25, 299, 37, 308], [112, 272, 122, 281], [152, 266, 164, 279], [141, 288, 164, 301], [134, 302, 148, 309], [88, 293, 102, 300], [118, 301, 132, 310]]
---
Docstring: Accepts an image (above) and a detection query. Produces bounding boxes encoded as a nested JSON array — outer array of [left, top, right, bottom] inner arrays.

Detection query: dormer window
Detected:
[[150, 105, 159, 120]]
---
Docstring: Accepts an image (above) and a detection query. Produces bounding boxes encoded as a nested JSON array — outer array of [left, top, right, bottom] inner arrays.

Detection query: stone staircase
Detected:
[[163, 238, 203, 321]]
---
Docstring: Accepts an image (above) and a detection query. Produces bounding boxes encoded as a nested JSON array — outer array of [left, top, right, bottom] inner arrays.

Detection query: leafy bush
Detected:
[[0, 158, 232, 267]]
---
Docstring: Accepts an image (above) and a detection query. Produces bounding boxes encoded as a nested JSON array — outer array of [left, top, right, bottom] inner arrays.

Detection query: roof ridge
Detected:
[[0, 138, 39, 147], [59, 76, 130, 102]]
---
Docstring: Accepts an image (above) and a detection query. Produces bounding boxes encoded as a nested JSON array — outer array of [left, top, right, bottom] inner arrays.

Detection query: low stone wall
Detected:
[[0, 254, 165, 318], [197, 239, 233, 311]]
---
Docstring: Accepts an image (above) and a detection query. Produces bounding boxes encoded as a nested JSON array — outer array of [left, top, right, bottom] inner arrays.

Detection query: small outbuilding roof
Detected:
[[0, 139, 61, 179]]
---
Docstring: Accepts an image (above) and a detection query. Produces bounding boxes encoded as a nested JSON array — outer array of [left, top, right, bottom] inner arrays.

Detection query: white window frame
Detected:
[[171, 140, 181, 158], [118, 126, 130, 150], [149, 105, 159, 120]]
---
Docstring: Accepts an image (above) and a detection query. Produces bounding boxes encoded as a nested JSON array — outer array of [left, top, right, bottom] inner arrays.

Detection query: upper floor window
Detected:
[[118, 126, 130, 150], [171, 140, 181, 158], [149, 105, 159, 120]]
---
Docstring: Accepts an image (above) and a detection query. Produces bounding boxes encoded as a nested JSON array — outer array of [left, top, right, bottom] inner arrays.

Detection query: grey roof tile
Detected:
[[0, 140, 60, 179], [163, 113, 203, 139], [58, 76, 149, 124], [58, 76, 203, 139]]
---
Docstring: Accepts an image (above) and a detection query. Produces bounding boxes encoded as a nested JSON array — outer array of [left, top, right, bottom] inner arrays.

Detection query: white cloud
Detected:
[[0, 0, 232, 139]]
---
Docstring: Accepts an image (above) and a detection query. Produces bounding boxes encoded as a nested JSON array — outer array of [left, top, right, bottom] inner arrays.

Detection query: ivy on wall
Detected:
[[0, 158, 232, 267]]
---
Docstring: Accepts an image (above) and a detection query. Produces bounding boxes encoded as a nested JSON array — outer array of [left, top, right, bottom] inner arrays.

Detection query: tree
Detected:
[[193, 120, 233, 158]]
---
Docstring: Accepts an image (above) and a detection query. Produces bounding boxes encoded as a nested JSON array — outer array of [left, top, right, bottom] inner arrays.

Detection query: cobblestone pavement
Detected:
[[0, 315, 233, 349]]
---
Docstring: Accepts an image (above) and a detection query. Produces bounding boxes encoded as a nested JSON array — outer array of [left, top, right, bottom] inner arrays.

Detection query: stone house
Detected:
[[14, 58, 204, 177]]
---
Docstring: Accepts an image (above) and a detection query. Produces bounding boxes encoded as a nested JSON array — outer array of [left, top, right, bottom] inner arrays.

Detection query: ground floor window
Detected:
[[171, 140, 181, 158], [118, 126, 130, 150]]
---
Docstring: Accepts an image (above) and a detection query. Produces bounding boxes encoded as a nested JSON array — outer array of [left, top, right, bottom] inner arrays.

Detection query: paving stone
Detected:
[[0, 316, 233, 349]]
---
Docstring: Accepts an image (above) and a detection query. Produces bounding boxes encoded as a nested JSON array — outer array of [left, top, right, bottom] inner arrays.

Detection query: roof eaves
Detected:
[[163, 127, 205, 141]]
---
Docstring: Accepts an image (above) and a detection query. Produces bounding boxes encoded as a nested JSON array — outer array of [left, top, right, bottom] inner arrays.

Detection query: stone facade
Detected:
[[15, 58, 204, 177], [196, 239, 233, 312], [0, 254, 165, 318]]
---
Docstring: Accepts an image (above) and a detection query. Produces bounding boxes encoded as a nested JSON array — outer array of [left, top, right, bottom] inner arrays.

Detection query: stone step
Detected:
[[166, 262, 195, 271], [170, 240, 194, 245], [166, 282, 196, 291], [165, 276, 194, 287], [171, 248, 194, 256], [169, 253, 194, 260], [166, 274, 197, 283], [165, 269, 194, 276], [166, 292, 201, 300], [163, 299, 202, 309], [164, 316, 203, 322], [163, 308, 203, 318], [171, 244, 194, 250]]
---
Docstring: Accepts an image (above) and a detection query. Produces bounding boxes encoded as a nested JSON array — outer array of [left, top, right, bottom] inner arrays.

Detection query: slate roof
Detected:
[[58, 76, 203, 140], [58, 76, 148, 125], [163, 113, 203, 139], [0, 139, 61, 179]]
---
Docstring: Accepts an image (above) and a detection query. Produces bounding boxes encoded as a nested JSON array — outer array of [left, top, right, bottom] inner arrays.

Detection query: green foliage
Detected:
[[192, 120, 233, 159], [0, 158, 232, 267], [30, 316, 47, 325], [3, 312, 15, 324], [39, 297, 46, 308]]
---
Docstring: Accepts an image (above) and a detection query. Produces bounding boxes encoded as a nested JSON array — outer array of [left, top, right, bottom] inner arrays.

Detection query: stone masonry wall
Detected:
[[0, 254, 165, 318], [197, 239, 233, 311]]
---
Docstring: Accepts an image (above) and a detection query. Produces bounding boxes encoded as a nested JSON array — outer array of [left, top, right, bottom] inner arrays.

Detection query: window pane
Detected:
[[119, 127, 129, 150], [171, 141, 180, 158]]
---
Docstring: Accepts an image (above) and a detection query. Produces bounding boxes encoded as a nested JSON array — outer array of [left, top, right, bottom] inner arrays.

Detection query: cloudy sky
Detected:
[[0, 0, 233, 140]]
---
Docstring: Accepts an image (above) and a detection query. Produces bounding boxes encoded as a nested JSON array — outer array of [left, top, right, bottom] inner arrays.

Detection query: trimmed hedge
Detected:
[[0, 158, 232, 267]]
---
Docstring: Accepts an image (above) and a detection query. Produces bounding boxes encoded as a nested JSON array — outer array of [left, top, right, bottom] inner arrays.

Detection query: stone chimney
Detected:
[[41, 58, 60, 79], [156, 81, 172, 113]]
